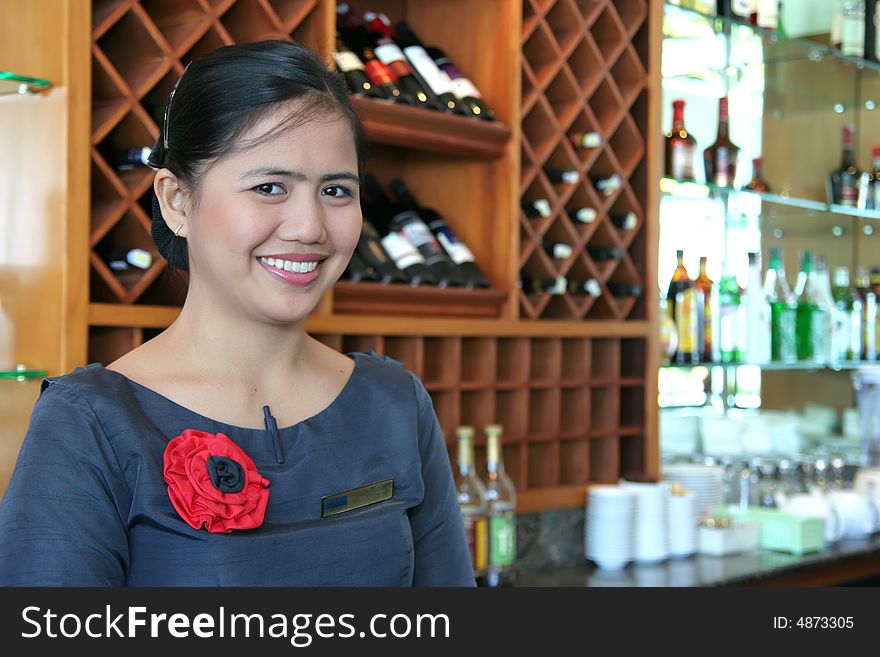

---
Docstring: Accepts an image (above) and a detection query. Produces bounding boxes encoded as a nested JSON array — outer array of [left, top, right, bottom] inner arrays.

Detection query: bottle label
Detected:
[[715, 146, 730, 187], [449, 77, 481, 100], [380, 231, 424, 270], [719, 301, 738, 355], [374, 42, 407, 66], [841, 179, 858, 206], [771, 303, 797, 362], [364, 60, 396, 85], [403, 45, 454, 94], [333, 50, 365, 73], [462, 514, 488, 575], [436, 229, 476, 264], [849, 306, 863, 358], [489, 515, 515, 567], [671, 143, 694, 180]]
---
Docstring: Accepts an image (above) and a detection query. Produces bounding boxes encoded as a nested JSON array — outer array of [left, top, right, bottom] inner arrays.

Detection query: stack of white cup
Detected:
[[620, 480, 669, 563], [667, 487, 697, 557], [584, 485, 637, 570]]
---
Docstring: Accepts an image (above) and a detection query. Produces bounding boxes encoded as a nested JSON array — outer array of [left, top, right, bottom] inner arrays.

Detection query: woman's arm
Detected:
[[0, 382, 130, 585], [407, 375, 476, 587]]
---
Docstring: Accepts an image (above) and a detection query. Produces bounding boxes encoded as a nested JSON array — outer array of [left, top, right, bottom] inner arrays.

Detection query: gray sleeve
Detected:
[[0, 383, 130, 586], [407, 375, 476, 587]]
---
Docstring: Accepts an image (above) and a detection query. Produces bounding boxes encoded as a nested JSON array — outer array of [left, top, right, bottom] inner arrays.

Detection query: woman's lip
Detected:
[[257, 257, 324, 287]]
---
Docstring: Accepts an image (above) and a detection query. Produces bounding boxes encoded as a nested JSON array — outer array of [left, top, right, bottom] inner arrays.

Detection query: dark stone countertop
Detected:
[[512, 534, 880, 587]]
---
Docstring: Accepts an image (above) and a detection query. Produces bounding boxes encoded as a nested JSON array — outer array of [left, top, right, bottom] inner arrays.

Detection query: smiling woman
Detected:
[[0, 41, 475, 588]]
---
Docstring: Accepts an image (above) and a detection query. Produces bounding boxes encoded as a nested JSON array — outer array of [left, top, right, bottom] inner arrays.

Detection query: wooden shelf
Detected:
[[350, 95, 512, 160], [332, 281, 508, 318]]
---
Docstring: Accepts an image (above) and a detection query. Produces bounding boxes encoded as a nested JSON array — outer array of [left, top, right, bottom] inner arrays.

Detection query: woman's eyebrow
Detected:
[[320, 171, 359, 183], [240, 167, 358, 183]]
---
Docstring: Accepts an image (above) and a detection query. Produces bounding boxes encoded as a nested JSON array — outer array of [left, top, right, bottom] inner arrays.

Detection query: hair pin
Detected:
[[163, 61, 192, 150]]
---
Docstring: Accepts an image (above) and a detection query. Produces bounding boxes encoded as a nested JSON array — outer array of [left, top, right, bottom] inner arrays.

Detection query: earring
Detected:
[[173, 223, 184, 237]]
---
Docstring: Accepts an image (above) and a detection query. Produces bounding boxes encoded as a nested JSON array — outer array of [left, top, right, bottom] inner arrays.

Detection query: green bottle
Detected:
[[794, 251, 827, 363], [762, 248, 797, 363], [718, 272, 743, 363]]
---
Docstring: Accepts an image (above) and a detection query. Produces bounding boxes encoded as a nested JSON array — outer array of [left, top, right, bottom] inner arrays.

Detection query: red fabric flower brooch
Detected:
[[163, 429, 270, 533]]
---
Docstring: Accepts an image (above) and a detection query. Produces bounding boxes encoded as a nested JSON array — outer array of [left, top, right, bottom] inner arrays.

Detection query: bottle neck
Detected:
[[486, 433, 504, 473], [716, 98, 730, 139], [671, 103, 685, 130]]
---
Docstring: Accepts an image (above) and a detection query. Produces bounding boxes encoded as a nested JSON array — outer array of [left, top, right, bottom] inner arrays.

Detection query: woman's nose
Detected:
[[277, 195, 327, 244]]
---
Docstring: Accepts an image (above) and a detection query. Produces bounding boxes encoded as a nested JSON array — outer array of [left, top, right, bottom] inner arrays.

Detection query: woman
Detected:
[[0, 41, 474, 586]]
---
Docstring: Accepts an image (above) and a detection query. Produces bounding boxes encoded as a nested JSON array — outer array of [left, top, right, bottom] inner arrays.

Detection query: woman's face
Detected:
[[184, 104, 361, 324]]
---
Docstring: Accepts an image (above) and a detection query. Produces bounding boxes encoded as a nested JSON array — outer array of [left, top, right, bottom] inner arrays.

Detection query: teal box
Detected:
[[712, 506, 826, 555]]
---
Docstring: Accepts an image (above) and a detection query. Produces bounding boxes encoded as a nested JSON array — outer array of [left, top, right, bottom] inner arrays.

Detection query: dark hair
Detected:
[[148, 41, 365, 272]]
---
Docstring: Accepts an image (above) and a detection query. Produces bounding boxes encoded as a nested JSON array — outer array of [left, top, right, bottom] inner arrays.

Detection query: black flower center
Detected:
[[207, 456, 245, 493]]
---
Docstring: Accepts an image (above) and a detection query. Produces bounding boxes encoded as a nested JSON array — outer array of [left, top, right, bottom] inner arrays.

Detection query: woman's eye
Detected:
[[322, 184, 354, 199], [253, 183, 286, 196]]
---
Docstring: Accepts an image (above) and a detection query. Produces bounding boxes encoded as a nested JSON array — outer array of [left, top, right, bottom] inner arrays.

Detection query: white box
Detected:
[[698, 521, 760, 556]]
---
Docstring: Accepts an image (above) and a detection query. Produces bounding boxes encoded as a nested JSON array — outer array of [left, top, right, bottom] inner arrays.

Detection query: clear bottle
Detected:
[[832, 266, 863, 361], [483, 424, 516, 587], [816, 256, 839, 364], [454, 426, 488, 584], [794, 251, 828, 364], [744, 251, 771, 363], [763, 247, 797, 363]]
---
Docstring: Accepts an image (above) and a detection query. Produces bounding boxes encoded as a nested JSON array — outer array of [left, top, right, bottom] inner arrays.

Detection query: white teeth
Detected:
[[259, 257, 320, 274]]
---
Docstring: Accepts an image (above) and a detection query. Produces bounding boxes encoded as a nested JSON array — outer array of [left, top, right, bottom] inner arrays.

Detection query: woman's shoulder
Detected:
[[37, 362, 139, 419]]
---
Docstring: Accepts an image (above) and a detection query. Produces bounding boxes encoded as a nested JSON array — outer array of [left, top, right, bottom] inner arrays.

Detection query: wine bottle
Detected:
[[113, 146, 152, 171], [455, 426, 489, 584], [592, 173, 622, 197], [828, 124, 860, 206], [518, 273, 567, 295], [567, 207, 597, 224], [587, 245, 623, 261], [357, 220, 410, 284], [344, 251, 379, 282], [609, 211, 637, 230], [694, 256, 714, 362], [425, 45, 495, 120], [667, 250, 700, 364], [665, 99, 697, 180], [392, 20, 469, 116], [365, 175, 464, 287], [703, 96, 740, 187], [359, 47, 416, 105], [389, 178, 490, 288], [608, 282, 642, 298], [794, 250, 828, 364], [743, 157, 771, 192], [568, 278, 602, 297], [763, 247, 798, 363], [569, 131, 601, 149], [332, 37, 387, 99], [107, 248, 152, 271], [376, 230, 436, 287], [541, 240, 573, 260], [521, 198, 552, 218], [483, 424, 516, 587], [545, 168, 579, 185]]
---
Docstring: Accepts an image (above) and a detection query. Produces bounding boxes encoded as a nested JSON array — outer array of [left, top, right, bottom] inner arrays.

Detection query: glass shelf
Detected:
[[0, 366, 46, 381], [661, 361, 868, 372], [0, 72, 52, 96], [660, 177, 880, 221]]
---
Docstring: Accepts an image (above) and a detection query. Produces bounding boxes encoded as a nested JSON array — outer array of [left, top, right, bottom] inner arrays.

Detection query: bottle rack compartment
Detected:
[[519, 0, 649, 321]]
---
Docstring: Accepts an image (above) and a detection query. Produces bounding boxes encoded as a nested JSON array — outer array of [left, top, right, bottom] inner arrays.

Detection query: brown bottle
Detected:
[[743, 157, 771, 193], [694, 256, 714, 362], [667, 250, 700, 364], [665, 99, 697, 181], [703, 96, 740, 187]]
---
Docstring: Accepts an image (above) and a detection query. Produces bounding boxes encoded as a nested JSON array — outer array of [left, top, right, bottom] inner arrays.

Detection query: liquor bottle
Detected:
[[113, 146, 152, 171], [518, 273, 567, 295], [389, 179, 490, 288], [731, 0, 755, 20], [522, 198, 552, 218], [832, 267, 863, 361], [425, 45, 495, 120], [392, 20, 470, 116], [694, 256, 714, 362], [744, 252, 771, 364], [542, 240, 573, 260], [332, 37, 387, 99], [794, 251, 828, 363], [870, 267, 880, 357], [357, 220, 410, 284], [568, 278, 602, 297], [483, 424, 516, 587], [743, 157, 771, 192], [832, 0, 845, 49], [364, 174, 463, 287], [870, 146, 880, 210], [863, 267, 878, 359], [608, 282, 643, 298], [609, 211, 637, 231], [718, 271, 744, 363], [667, 250, 700, 364], [665, 99, 697, 181], [865, 0, 879, 61], [829, 125, 861, 206], [455, 426, 489, 584], [592, 173, 622, 197], [703, 96, 740, 187], [763, 247, 798, 363], [756, 0, 779, 30], [659, 297, 678, 365], [107, 248, 152, 271], [567, 207, 598, 224], [545, 168, 579, 185], [816, 256, 839, 364], [841, 0, 866, 57], [587, 245, 624, 261], [343, 251, 379, 282], [569, 131, 601, 149]]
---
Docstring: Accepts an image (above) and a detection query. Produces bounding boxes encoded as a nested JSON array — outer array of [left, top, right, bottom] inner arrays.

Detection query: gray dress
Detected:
[[0, 350, 475, 586]]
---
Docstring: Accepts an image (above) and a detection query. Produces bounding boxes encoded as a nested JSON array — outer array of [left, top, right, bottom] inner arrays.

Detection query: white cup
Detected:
[[826, 490, 879, 538]]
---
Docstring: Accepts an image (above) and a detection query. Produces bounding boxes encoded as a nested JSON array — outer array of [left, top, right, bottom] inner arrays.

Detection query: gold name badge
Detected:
[[321, 478, 394, 518]]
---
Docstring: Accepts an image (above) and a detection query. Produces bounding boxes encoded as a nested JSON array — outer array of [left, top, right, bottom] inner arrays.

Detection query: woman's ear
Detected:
[[154, 169, 189, 239]]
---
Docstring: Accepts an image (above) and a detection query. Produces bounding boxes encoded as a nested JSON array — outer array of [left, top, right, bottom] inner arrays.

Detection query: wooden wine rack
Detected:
[[520, 0, 649, 321], [1, 0, 661, 510]]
